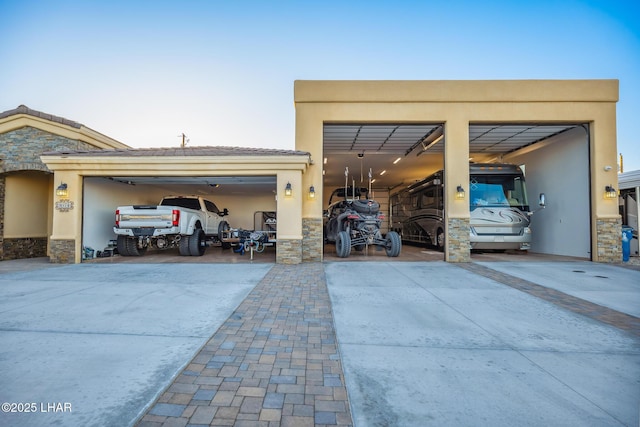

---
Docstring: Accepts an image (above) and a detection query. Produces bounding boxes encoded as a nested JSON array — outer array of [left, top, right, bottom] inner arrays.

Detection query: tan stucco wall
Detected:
[[41, 154, 309, 263], [3, 171, 51, 238], [32, 79, 620, 263], [294, 80, 619, 262]]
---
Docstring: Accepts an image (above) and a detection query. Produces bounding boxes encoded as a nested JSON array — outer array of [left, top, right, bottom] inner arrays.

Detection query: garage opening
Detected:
[[322, 123, 445, 261], [323, 123, 590, 262], [82, 176, 277, 262]]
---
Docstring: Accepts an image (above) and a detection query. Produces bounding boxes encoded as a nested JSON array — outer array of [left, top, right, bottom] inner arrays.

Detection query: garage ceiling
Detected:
[[323, 123, 582, 191], [104, 176, 276, 196]]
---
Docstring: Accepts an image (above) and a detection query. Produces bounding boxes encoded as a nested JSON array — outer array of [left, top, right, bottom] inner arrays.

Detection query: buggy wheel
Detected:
[[179, 234, 191, 256], [189, 228, 206, 256], [336, 231, 351, 258], [436, 228, 445, 252], [117, 235, 131, 256], [385, 231, 402, 257]]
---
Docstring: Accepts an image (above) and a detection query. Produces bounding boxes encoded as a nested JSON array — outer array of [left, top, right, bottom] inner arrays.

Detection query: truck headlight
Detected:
[[523, 227, 531, 235]]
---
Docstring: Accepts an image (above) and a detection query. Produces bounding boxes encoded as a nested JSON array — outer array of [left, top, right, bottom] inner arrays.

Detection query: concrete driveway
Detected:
[[0, 262, 271, 427], [325, 261, 640, 427], [0, 257, 638, 427]]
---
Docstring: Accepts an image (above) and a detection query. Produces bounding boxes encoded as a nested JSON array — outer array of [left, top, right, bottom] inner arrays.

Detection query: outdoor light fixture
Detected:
[[604, 185, 617, 199], [308, 185, 316, 199], [56, 182, 68, 197], [284, 182, 292, 197], [456, 185, 465, 200]]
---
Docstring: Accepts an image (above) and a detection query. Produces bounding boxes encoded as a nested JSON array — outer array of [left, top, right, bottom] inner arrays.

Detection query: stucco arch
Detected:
[[0, 105, 129, 261]]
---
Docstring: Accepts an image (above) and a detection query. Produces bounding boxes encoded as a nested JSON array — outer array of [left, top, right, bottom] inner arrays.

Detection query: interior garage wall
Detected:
[[509, 127, 590, 258], [208, 193, 276, 231], [83, 178, 166, 252], [82, 178, 277, 253]]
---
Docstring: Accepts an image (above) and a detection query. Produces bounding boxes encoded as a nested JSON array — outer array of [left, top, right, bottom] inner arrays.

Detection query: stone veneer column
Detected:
[[49, 239, 75, 264], [447, 217, 471, 262], [276, 239, 302, 264], [302, 218, 323, 262], [596, 217, 622, 263]]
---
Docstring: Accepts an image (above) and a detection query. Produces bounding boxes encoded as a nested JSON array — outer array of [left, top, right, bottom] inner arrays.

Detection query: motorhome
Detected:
[[390, 163, 543, 251]]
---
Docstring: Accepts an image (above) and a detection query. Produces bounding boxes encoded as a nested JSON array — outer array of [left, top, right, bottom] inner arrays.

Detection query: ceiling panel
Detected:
[[323, 123, 581, 190]]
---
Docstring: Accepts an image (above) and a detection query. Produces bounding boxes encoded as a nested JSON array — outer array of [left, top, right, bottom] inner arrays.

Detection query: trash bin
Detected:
[[622, 226, 633, 262]]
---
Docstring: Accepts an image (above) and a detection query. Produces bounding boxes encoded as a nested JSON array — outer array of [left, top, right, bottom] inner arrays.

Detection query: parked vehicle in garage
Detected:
[[324, 186, 401, 258], [114, 195, 230, 256], [390, 163, 545, 251]]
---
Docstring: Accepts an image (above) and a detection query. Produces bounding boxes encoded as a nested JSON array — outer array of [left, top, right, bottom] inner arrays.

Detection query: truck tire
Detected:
[[436, 228, 445, 252], [385, 231, 402, 257], [117, 235, 130, 256], [189, 228, 206, 256], [179, 235, 191, 256], [218, 221, 231, 249], [126, 237, 147, 256], [336, 231, 351, 258]]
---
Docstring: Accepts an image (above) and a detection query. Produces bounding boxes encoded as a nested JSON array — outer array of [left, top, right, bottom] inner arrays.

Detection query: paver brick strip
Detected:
[[457, 262, 640, 337], [136, 263, 353, 426]]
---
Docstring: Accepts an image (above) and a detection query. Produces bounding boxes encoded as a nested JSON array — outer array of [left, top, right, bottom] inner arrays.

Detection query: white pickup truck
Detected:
[[114, 195, 231, 257]]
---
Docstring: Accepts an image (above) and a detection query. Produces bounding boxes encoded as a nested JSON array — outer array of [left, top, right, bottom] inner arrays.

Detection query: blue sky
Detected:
[[1, 0, 639, 171]]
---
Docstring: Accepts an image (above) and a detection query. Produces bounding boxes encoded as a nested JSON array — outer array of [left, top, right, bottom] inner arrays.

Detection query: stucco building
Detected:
[[0, 79, 622, 264]]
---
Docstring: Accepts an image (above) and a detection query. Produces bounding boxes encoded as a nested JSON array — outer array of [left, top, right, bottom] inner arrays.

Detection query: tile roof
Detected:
[[0, 105, 82, 129], [42, 145, 310, 157]]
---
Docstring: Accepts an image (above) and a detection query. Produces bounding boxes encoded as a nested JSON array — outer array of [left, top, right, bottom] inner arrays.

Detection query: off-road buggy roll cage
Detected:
[[324, 179, 401, 258]]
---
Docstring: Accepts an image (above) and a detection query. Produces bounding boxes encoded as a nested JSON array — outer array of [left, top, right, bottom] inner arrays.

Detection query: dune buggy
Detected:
[[324, 186, 401, 258]]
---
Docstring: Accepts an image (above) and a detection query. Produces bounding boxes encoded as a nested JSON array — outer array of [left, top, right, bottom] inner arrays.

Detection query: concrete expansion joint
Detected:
[[136, 262, 353, 426], [456, 262, 640, 337]]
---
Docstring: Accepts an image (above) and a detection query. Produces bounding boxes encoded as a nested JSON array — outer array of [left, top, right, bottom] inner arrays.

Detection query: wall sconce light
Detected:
[[56, 182, 68, 197], [604, 185, 617, 199], [284, 182, 292, 197], [309, 185, 316, 199], [456, 185, 465, 200]]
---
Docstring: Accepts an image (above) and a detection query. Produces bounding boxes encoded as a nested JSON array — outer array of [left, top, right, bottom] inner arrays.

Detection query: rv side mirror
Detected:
[[222, 208, 229, 216], [539, 193, 546, 207]]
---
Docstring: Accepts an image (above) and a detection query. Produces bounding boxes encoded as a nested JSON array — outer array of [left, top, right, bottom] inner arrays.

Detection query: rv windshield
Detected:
[[470, 175, 529, 210]]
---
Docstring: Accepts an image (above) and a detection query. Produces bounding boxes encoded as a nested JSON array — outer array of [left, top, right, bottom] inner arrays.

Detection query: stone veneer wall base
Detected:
[[302, 218, 323, 262], [447, 217, 471, 263], [596, 217, 622, 263], [276, 239, 302, 264], [49, 239, 75, 264], [2, 237, 47, 260]]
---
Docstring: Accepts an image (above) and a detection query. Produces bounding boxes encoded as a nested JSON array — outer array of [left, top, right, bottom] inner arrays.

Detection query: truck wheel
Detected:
[[336, 231, 351, 258], [385, 231, 402, 257], [218, 221, 231, 249], [126, 237, 147, 256], [179, 235, 191, 256], [117, 235, 130, 256], [189, 228, 206, 256], [436, 228, 445, 252]]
